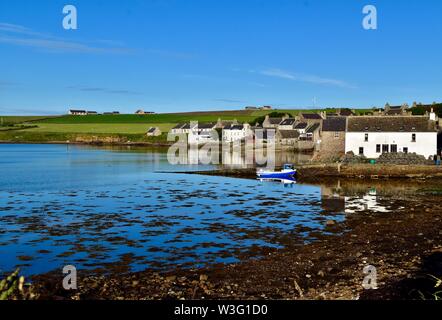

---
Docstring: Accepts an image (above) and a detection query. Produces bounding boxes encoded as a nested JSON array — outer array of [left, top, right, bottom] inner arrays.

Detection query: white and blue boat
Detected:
[[257, 164, 297, 180]]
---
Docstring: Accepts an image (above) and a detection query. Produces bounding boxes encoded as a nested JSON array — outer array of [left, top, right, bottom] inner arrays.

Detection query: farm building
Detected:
[[146, 127, 162, 137]]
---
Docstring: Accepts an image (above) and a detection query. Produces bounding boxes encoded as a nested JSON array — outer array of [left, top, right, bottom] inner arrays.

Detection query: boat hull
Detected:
[[257, 170, 297, 179]]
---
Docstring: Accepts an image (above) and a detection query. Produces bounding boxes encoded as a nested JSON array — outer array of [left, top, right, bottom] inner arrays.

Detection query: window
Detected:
[[412, 134, 416, 142], [376, 144, 381, 153], [359, 147, 364, 155], [403, 147, 408, 154], [364, 133, 369, 142], [382, 144, 389, 153], [391, 145, 398, 153]]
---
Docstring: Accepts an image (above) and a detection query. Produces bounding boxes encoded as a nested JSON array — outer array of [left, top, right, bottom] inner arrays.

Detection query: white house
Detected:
[[345, 116, 438, 159], [223, 123, 252, 143]]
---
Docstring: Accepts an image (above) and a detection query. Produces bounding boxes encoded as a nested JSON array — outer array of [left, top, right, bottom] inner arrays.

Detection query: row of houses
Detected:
[[169, 110, 441, 159]]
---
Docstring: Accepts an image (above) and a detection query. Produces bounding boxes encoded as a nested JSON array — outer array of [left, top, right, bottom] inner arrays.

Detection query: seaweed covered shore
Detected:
[[21, 189, 442, 301]]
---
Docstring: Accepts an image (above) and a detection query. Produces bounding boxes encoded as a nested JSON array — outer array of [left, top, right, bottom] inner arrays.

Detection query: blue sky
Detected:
[[0, 0, 441, 115]]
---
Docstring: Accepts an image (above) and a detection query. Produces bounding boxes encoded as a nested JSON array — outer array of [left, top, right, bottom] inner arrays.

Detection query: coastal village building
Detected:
[[194, 123, 217, 133], [278, 118, 297, 130], [294, 122, 308, 134], [223, 123, 252, 143], [319, 117, 347, 159], [298, 113, 325, 125], [146, 127, 161, 137], [262, 115, 289, 129], [277, 130, 299, 146], [171, 123, 186, 134], [216, 118, 239, 129], [188, 131, 218, 145], [345, 116, 438, 159], [383, 104, 411, 116]]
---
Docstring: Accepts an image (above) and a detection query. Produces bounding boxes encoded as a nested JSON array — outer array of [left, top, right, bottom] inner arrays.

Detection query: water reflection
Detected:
[[0, 144, 435, 278]]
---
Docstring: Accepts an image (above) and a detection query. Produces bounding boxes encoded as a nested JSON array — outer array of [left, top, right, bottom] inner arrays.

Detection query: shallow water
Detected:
[[0, 144, 404, 276]]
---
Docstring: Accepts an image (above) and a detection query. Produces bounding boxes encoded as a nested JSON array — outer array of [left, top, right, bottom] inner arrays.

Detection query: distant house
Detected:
[[338, 108, 355, 117], [87, 111, 98, 115], [277, 130, 299, 146], [245, 106, 258, 110], [216, 118, 238, 129], [262, 114, 289, 129], [345, 116, 438, 158], [136, 110, 155, 115], [146, 127, 162, 137], [69, 109, 87, 115], [383, 104, 411, 116], [299, 113, 325, 124], [112, 111, 120, 115], [261, 106, 273, 110], [223, 123, 252, 143]]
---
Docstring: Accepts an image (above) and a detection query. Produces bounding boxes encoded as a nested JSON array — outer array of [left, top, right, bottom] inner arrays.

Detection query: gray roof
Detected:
[[172, 123, 185, 129], [198, 123, 216, 129], [323, 117, 346, 132], [302, 113, 322, 120], [147, 127, 158, 133], [279, 118, 296, 126], [347, 116, 437, 132], [294, 122, 308, 129], [268, 118, 283, 125], [306, 123, 321, 133]]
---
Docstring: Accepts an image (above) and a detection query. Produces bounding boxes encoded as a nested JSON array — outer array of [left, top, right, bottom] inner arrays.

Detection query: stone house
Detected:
[[277, 130, 299, 146], [319, 117, 347, 159], [262, 114, 289, 129]]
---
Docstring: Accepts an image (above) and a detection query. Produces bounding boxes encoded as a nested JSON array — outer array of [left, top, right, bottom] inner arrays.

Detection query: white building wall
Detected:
[[345, 132, 437, 158]]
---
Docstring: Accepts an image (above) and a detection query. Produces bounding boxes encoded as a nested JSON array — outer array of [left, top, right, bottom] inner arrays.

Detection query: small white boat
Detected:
[[257, 164, 297, 180]]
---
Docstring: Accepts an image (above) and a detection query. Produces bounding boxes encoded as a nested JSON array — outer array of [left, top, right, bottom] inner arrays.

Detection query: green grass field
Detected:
[[0, 116, 60, 125], [25, 123, 176, 134], [0, 109, 372, 143]]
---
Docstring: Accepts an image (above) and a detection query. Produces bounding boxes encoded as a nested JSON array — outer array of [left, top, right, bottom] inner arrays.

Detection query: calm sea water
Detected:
[[0, 144, 381, 276]]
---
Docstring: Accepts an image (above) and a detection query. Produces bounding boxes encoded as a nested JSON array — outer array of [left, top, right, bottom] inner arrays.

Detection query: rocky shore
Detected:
[[177, 164, 442, 182], [21, 189, 442, 300]]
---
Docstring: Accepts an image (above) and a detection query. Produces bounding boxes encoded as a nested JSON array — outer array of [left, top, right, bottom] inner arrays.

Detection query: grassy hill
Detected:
[[0, 108, 372, 144]]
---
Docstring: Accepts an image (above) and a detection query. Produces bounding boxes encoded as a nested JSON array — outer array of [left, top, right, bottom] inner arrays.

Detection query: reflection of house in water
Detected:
[[320, 184, 345, 213], [321, 183, 391, 214], [344, 188, 391, 213]]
